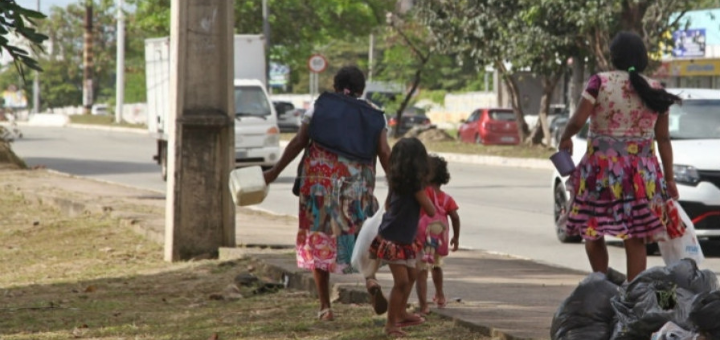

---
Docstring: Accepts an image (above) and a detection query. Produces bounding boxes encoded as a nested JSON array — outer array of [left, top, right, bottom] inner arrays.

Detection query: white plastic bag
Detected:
[[351, 206, 384, 278], [658, 203, 705, 266], [651, 322, 699, 340]]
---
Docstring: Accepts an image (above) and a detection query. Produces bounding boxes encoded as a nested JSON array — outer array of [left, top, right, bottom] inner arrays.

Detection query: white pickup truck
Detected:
[[144, 35, 280, 180]]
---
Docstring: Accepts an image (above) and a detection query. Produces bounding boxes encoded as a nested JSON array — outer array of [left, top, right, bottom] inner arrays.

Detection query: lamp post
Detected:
[[115, 0, 125, 123]]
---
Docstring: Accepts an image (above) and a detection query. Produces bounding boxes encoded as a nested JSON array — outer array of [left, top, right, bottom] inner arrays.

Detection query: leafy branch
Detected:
[[0, 0, 48, 82]]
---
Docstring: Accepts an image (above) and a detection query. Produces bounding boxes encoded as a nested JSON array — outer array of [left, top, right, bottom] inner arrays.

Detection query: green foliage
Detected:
[[11, 0, 149, 109], [0, 0, 48, 81], [127, 0, 394, 92]]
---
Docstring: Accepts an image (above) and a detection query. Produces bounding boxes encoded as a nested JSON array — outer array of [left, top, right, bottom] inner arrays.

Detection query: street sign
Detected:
[[308, 54, 328, 73]]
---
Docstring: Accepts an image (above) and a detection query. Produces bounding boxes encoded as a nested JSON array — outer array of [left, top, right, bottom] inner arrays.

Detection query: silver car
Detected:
[[273, 101, 303, 132]]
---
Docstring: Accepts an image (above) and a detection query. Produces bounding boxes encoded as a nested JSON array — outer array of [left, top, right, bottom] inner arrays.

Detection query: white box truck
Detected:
[[145, 35, 280, 180]]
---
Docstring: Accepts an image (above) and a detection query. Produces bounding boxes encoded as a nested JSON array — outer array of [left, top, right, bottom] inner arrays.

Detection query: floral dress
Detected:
[[564, 71, 684, 242], [295, 99, 382, 274]]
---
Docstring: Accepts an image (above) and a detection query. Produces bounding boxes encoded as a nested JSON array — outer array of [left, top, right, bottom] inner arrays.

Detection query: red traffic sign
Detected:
[[308, 54, 328, 73]]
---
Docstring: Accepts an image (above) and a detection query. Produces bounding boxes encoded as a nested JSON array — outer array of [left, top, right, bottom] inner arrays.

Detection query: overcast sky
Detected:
[[17, 0, 79, 14]]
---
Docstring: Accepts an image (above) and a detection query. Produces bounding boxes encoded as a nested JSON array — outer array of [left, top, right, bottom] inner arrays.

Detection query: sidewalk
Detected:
[[0, 169, 586, 340]]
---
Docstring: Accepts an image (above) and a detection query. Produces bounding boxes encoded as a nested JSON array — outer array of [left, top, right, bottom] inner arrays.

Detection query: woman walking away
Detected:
[[263, 66, 391, 321], [369, 138, 436, 338], [559, 31, 683, 282]]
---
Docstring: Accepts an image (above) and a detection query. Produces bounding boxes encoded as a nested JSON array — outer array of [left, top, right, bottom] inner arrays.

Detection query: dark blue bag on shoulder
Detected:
[[308, 92, 386, 164]]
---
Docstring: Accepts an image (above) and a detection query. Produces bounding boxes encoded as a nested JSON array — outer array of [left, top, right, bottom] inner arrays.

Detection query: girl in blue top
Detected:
[[369, 137, 436, 338]]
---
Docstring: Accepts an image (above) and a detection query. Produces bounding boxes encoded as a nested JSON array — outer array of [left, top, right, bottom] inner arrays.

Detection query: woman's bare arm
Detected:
[[263, 123, 310, 184], [655, 113, 674, 181]]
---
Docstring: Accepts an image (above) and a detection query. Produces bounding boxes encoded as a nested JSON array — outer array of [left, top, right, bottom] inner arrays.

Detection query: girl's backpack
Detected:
[[417, 190, 450, 257]]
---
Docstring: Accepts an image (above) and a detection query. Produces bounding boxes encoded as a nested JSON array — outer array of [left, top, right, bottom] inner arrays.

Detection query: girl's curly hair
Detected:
[[387, 138, 429, 195], [428, 155, 450, 186]]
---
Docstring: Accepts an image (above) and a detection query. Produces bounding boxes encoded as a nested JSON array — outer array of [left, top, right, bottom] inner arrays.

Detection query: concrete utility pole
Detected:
[[115, 0, 125, 123], [262, 0, 270, 91], [368, 33, 374, 81], [165, 0, 236, 261], [32, 0, 40, 114], [83, 1, 94, 115]]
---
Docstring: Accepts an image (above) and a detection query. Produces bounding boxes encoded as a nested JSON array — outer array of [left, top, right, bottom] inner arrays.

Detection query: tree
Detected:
[[127, 0, 395, 92], [5, 0, 149, 110], [0, 0, 47, 81], [379, 10, 433, 137], [417, 0, 532, 141], [418, 0, 695, 145]]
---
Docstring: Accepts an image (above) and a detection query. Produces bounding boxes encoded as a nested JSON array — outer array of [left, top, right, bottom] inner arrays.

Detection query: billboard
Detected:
[[672, 29, 706, 58], [2, 86, 27, 109], [269, 62, 290, 88]]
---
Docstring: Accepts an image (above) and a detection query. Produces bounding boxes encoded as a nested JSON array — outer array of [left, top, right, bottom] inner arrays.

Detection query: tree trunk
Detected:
[[620, 0, 650, 34], [568, 56, 585, 111], [496, 61, 529, 142], [393, 62, 426, 138], [527, 73, 562, 146]]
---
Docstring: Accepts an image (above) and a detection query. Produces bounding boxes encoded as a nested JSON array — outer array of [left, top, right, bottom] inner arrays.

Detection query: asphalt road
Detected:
[[11, 126, 720, 274]]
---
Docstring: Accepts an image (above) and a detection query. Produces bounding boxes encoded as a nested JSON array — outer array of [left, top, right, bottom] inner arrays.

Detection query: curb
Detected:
[[66, 123, 149, 135], [16, 121, 149, 135], [278, 141, 553, 170]]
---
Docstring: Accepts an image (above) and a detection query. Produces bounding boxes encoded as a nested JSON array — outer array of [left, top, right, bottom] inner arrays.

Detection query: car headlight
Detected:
[[265, 126, 280, 147], [673, 164, 700, 185]]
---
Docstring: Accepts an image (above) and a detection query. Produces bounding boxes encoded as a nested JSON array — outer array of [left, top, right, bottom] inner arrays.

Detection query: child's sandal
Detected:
[[317, 308, 334, 321]]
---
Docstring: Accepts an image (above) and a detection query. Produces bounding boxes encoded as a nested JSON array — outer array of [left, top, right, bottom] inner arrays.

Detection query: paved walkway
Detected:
[[1, 169, 590, 340]]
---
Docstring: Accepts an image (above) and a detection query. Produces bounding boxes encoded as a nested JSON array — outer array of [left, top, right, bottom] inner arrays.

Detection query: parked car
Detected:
[[273, 101, 303, 132], [458, 108, 520, 145], [91, 104, 110, 116], [551, 88, 720, 244], [388, 107, 431, 136]]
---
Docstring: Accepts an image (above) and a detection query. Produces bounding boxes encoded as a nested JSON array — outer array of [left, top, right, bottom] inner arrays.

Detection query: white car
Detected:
[[233, 79, 281, 170], [552, 88, 720, 244]]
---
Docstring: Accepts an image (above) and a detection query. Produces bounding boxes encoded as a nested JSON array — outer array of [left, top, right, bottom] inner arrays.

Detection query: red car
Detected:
[[458, 108, 520, 145]]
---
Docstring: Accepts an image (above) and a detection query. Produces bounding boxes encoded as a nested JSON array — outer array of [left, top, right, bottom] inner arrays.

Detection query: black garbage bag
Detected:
[[551, 273, 621, 340], [666, 259, 719, 294], [611, 277, 695, 339], [689, 291, 720, 339]]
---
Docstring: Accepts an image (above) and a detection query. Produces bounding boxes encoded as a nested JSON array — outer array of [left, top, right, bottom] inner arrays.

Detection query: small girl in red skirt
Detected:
[[369, 137, 437, 338]]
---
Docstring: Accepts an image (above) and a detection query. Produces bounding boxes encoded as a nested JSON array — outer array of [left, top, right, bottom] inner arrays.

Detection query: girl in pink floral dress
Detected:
[[559, 32, 683, 281]]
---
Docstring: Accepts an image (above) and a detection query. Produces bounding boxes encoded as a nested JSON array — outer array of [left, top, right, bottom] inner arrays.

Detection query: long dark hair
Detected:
[[388, 138, 429, 195], [333, 66, 365, 98], [610, 31, 681, 113]]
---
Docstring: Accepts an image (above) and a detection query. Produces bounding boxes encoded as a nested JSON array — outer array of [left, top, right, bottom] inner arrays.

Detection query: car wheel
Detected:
[[474, 134, 483, 145], [554, 181, 582, 243]]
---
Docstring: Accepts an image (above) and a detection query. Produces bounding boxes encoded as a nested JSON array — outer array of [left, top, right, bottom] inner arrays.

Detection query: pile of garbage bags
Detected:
[[551, 259, 720, 340]]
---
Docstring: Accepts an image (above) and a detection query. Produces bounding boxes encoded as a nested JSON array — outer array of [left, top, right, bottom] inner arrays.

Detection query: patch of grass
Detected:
[[0, 186, 490, 340], [423, 140, 554, 159], [69, 115, 146, 129]]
